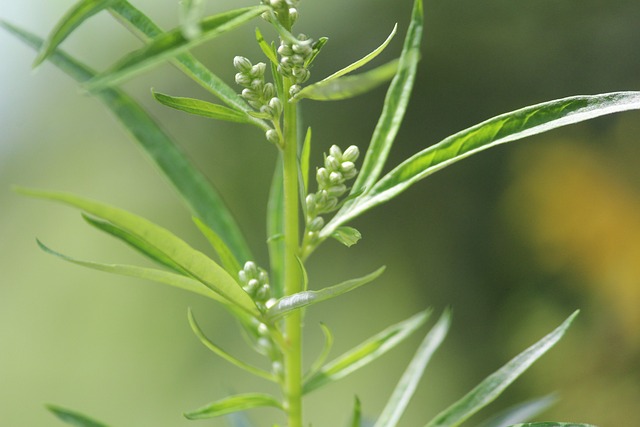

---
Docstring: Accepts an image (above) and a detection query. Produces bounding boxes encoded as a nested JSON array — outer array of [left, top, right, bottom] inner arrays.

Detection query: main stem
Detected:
[[282, 80, 303, 427]]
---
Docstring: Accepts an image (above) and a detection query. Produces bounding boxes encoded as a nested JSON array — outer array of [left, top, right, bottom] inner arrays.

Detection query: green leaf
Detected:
[[82, 214, 187, 275], [351, 397, 363, 427], [306, 37, 328, 67], [109, 1, 265, 129], [294, 59, 398, 102], [424, 311, 580, 427], [1, 20, 254, 264], [303, 309, 430, 394], [300, 127, 312, 194], [86, 5, 269, 90], [375, 309, 451, 427], [478, 395, 557, 427], [36, 240, 221, 301], [152, 90, 255, 125], [188, 309, 276, 381], [347, 0, 423, 200], [17, 188, 258, 315], [319, 24, 397, 82], [268, 266, 385, 320], [509, 424, 598, 427], [184, 393, 283, 420], [256, 27, 278, 65], [192, 217, 242, 277], [179, 0, 204, 40], [331, 226, 362, 247], [267, 156, 285, 298], [306, 323, 334, 381], [33, 0, 119, 67], [46, 404, 109, 427], [327, 91, 640, 235]]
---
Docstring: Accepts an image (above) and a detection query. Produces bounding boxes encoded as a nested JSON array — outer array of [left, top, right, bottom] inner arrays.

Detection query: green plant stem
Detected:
[[282, 79, 303, 427]]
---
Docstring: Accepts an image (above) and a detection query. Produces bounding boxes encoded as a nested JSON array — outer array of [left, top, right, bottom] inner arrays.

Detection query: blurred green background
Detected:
[[2, 0, 640, 426]]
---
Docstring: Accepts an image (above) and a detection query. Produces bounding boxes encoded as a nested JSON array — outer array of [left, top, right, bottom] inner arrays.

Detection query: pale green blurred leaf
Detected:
[[47, 404, 109, 427], [267, 156, 285, 298], [351, 396, 362, 427], [36, 240, 221, 301], [17, 188, 258, 315], [256, 27, 278, 65], [300, 127, 312, 194], [509, 424, 598, 427], [86, 5, 269, 90], [1, 20, 254, 264], [425, 311, 580, 427], [184, 393, 283, 419], [179, 0, 204, 40], [188, 309, 276, 381], [478, 395, 557, 427], [152, 90, 255, 124], [375, 309, 451, 427], [33, 0, 118, 67], [306, 323, 334, 381], [268, 266, 385, 320], [303, 309, 430, 394]]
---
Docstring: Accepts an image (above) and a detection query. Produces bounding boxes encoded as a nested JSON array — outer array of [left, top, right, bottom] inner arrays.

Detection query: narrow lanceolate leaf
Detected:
[[193, 217, 241, 278], [303, 309, 431, 394], [184, 393, 283, 420], [36, 240, 221, 301], [188, 309, 276, 381], [1, 21, 254, 264], [82, 214, 187, 274], [267, 156, 285, 298], [323, 91, 640, 239], [478, 395, 557, 427], [348, 0, 423, 198], [86, 5, 269, 90], [47, 405, 109, 427], [256, 27, 278, 65], [509, 424, 598, 427], [306, 323, 334, 380], [268, 266, 386, 320], [179, 0, 204, 40], [33, 0, 119, 67], [17, 188, 258, 315], [319, 24, 397, 82], [300, 127, 312, 194], [375, 309, 451, 427], [295, 60, 399, 102], [152, 91, 255, 125], [109, 1, 266, 130], [425, 311, 580, 427], [351, 397, 363, 427]]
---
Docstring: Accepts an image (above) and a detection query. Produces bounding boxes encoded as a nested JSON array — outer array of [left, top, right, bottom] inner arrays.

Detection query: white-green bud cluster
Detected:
[[305, 145, 360, 243], [238, 261, 276, 312], [260, 0, 299, 25], [277, 34, 313, 96]]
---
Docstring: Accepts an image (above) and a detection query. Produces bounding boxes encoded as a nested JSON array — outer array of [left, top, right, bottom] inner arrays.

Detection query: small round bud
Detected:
[[244, 261, 257, 275], [235, 73, 251, 86], [257, 322, 269, 335], [292, 42, 311, 56], [342, 145, 360, 162], [278, 44, 294, 57], [268, 97, 283, 116], [316, 168, 329, 186], [259, 270, 269, 284], [263, 83, 276, 100], [272, 361, 284, 376], [308, 216, 325, 231], [233, 56, 252, 73], [325, 155, 340, 171], [329, 171, 343, 185], [250, 62, 266, 78], [288, 8, 298, 23], [256, 284, 270, 300], [291, 54, 304, 65], [241, 88, 259, 101], [329, 145, 342, 159], [251, 78, 263, 91], [266, 129, 281, 145], [289, 84, 302, 97], [327, 184, 347, 198], [247, 278, 260, 292], [238, 270, 248, 283]]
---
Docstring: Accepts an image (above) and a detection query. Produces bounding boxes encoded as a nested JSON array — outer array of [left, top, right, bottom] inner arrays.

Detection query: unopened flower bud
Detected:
[[259, 270, 269, 284], [325, 155, 340, 171], [329, 171, 343, 185], [278, 44, 293, 57], [235, 72, 252, 86], [342, 145, 360, 162], [268, 98, 283, 116], [266, 129, 281, 145], [263, 83, 275, 100], [327, 184, 347, 198], [308, 216, 325, 231], [238, 270, 248, 283], [316, 168, 329, 186], [289, 84, 302, 97], [233, 56, 252, 73], [329, 145, 342, 159], [256, 284, 270, 300], [241, 88, 258, 101], [244, 261, 257, 275], [288, 8, 298, 23], [250, 62, 266, 78], [258, 322, 269, 335]]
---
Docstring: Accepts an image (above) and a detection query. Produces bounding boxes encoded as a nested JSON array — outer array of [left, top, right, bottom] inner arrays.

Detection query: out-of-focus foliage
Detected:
[[1, 0, 640, 426]]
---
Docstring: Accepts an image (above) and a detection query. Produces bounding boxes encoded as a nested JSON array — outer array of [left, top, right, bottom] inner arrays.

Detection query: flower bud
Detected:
[[235, 72, 251, 86], [238, 270, 248, 283], [329, 171, 343, 185], [272, 361, 284, 376], [329, 145, 342, 159], [259, 270, 269, 284], [250, 62, 266, 78], [288, 8, 298, 24], [308, 216, 325, 231], [263, 83, 276, 100], [327, 184, 347, 198], [342, 145, 360, 162], [316, 167, 329, 186], [266, 129, 281, 145], [233, 56, 252, 73], [268, 97, 283, 116], [325, 155, 340, 171], [291, 54, 304, 65], [257, 322, 269, 335], [247, 278, 260, 293], [278, 44, 294, 57], [241, 88, 258, 101], [256, 284, 270, 300], [289, 84, 302, 97]]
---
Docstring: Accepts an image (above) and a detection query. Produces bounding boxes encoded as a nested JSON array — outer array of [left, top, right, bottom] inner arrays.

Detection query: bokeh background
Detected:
[[2, 0, 640, 426]]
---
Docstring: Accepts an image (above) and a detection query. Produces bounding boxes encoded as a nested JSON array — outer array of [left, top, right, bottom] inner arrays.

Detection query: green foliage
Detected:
[[4, 0, 634, 425]]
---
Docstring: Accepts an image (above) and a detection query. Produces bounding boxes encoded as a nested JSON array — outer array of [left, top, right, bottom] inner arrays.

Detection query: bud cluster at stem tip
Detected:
[[238, 261, 276, 312], [260, 0, 300, 26], [305, 145, 360, 244]]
